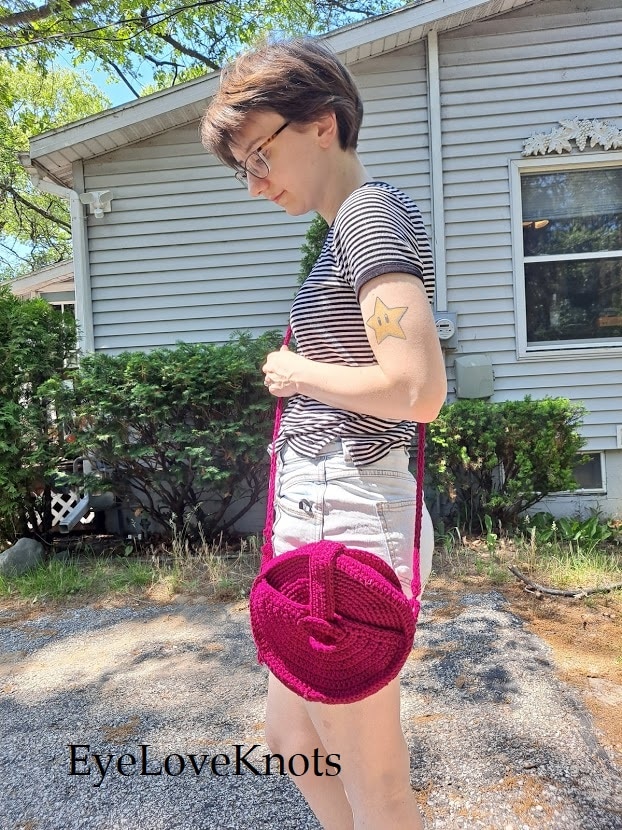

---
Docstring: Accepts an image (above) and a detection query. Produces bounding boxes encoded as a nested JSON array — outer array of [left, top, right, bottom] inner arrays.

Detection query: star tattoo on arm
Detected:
[[365, 297, 408, 344]]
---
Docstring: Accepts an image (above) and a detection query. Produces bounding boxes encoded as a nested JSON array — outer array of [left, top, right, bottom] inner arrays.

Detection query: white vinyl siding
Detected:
[[438, 0, 622, 451], [84, 129, 306, 352], [354, 46, 431, 228], [83, 44, 430, 355]]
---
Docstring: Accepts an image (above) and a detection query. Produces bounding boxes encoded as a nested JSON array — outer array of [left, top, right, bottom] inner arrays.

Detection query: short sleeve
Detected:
[[331, 183, 431, 300]]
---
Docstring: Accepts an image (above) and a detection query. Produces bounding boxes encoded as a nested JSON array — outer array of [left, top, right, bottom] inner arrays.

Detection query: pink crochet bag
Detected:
[[249, 329, 426, 704]]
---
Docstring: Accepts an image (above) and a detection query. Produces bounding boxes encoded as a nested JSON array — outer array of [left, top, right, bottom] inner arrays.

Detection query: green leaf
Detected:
[[425, 396, 586, 531]]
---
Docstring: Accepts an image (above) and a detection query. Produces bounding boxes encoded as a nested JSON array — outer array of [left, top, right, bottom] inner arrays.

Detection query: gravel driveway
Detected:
[[1, 587, 621, 830]]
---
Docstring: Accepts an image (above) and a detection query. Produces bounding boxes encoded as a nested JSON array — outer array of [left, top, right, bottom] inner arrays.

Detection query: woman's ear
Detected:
[[316, 111, 338, 148]]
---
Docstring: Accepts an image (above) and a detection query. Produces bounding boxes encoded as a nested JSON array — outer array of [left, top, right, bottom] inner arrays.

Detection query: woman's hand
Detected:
[[262, 346, 305, 397]]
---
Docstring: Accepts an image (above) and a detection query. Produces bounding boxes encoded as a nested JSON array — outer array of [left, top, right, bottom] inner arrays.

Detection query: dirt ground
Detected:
[[429, 570, 622, 766], [501, 580, 622, 762]]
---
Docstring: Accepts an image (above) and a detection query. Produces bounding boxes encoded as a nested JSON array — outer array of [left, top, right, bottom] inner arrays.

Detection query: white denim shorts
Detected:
[[272, 441, 434, 601]]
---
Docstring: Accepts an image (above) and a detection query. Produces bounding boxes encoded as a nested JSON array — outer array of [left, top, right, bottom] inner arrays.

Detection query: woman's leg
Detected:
[[265, 673, 354, 830], [266, 444, 425, 828], [266, 674, 422, 830], [306, 676, 423, 830]]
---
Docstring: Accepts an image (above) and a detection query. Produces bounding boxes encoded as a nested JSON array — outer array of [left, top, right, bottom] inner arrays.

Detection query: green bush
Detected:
[[0, 285, 77, 544], [299, 213, 329, 283], [426, 396, 586, 531], [46, 331, 282, 542]]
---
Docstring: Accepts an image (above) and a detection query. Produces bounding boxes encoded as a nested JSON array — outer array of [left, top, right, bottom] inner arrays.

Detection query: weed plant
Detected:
[[143, 515, 261, 600], [433, 511, 622, 599], [0, 555, 154, 602], [518, 515, 622, 590]]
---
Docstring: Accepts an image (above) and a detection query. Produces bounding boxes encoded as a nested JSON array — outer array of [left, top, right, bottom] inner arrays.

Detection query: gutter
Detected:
[[18, 155, 94, 354], [426, 30, 448, 312]]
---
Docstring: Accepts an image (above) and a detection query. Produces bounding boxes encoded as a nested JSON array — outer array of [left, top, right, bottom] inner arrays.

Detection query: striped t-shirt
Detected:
[[276, 181, 435, 466]]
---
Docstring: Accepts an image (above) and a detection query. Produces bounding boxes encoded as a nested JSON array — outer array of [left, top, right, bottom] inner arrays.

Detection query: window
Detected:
[[512, 154, 622, 356], [548, 452, 606, 497], [572, 452, 605, 492], [50, 301, 75, 318], [549, 452, 607, 496]]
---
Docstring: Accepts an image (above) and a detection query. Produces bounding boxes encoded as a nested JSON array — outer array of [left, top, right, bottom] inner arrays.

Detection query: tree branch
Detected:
[[1, 0, 224, 50], [154, 31, 219, 70], [3, 184, 71, 230], [0, 0, 91, 27], [0, 239, 32, 265], [143, 53, 183, 70], [318, 0, 377, 14], [509, 565, 622, 598], [104, 59, 141, 98]]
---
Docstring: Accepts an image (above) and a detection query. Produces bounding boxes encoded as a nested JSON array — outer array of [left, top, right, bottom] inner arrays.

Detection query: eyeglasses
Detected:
[[234, 121, 290, 186]]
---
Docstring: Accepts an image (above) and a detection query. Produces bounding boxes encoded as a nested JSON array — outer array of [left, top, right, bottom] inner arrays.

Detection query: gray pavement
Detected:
[[0, 588, 620, 829]]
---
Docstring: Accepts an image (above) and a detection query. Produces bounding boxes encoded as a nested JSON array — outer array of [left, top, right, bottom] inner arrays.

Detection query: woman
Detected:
[[201, 37, 447, 830]]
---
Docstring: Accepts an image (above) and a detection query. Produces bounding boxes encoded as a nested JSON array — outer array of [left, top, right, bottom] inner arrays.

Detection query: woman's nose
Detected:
[[247, 171, 267, 197]]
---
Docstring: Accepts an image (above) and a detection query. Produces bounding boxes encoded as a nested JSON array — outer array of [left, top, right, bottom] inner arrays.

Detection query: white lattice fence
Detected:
[[49, 491, 94, 528]]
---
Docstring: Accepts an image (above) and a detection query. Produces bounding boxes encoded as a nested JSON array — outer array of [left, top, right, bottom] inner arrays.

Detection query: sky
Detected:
[[55, 48, 153, 108], [87, 64, 138, 107]]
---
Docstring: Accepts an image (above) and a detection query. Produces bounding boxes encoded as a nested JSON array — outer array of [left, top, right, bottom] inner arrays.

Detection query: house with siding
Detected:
[[21, 0, 622, 520], [5, 258, 75, 310]]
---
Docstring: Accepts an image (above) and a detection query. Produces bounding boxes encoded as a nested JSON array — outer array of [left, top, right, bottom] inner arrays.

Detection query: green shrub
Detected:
[[45, 331, 282, 542], [299, 213, 329, 283], [426, 396, 586, 531], [0, 285, 77, 544]]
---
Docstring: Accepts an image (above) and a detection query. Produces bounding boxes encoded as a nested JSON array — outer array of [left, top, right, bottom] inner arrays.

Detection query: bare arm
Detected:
[[262, 273, 447, 423]]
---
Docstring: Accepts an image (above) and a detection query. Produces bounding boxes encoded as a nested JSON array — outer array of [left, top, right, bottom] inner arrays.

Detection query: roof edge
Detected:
[[27, 0, 539, 167]]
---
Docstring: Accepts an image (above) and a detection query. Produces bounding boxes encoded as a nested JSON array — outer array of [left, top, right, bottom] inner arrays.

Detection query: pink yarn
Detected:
[[250, 540, 419, 703]]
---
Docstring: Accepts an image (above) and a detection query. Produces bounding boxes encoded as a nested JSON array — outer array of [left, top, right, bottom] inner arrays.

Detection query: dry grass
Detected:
[[145, 531, 261, 601]]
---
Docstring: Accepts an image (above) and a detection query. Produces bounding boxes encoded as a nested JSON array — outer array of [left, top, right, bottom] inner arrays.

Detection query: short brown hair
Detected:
[[200, 38, 364, 169]]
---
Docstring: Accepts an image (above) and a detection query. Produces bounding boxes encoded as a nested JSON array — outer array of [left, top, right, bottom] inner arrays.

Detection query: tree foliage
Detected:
[[299, 212, 329, 283], [0, 0, 394, 93], [0, 58, 109, 278], [0, 284, 77, 544]]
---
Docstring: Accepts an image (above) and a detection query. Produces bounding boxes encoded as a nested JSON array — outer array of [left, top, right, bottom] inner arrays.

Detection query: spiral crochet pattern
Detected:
[[250, 540, 419, 704]]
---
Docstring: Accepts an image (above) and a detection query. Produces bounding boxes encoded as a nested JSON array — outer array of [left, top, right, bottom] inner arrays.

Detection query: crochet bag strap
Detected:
[[261, 326, 426, 608]]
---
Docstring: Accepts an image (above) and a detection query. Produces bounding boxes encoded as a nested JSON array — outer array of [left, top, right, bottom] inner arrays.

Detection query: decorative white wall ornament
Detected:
[[522, 119, 622, 156]]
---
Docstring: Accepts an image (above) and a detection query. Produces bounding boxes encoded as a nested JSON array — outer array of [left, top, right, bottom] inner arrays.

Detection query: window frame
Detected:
[[510, 151, 622, 360], [49, 300, 76, 315], [549, 451, 607, 497]]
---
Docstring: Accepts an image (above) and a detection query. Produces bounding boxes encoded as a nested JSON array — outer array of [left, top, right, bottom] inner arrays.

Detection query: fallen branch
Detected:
[[508, 565, 622, 598]]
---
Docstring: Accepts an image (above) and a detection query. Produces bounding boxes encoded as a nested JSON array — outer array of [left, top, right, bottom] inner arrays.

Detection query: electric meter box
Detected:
[[454, 354, 494, 399], [434, 311, 458, 349]]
